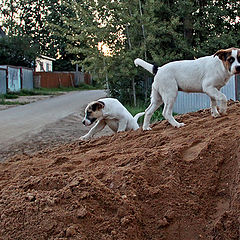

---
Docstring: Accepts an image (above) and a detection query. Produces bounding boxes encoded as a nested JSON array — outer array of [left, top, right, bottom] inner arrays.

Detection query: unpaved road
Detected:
[[0, 90, 107, 159]]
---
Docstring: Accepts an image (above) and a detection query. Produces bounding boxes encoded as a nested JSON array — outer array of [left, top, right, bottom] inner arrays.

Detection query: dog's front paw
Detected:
[[79, 135, 91, 141], [218, 101, 227, 115], [211, 106, 220, 117], [219, 108, 227, 116], [211, 111, 220, 118]]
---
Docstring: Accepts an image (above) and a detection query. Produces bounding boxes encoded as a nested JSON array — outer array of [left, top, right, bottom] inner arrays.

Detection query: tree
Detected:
[[0, 0, 73, 61], [0, 35, 39, 67], [193, 0, 240, 55], [1, 0, 239, 104]]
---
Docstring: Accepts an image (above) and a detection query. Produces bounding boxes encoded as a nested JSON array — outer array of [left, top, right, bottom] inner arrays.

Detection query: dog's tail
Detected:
[[134, 58, 158, 75], [134, 112, 145, 123]]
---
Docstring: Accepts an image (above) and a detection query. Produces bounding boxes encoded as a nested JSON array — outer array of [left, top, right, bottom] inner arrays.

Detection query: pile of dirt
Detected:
[[0, 101, 240, 240]]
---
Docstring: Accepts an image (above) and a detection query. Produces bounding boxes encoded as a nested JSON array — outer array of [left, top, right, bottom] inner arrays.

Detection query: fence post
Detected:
[[74, 64, 80, 87]]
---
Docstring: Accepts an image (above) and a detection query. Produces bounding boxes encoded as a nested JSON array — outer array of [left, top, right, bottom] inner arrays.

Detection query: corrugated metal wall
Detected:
[[236, 74, 240, 100], [22, 68, 33, 90], [173, 76, 236, 114], [0, 68, 7, 94], [6, 66, 21, 92]]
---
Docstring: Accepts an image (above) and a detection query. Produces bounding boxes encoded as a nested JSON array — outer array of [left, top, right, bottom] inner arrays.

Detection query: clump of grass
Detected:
[[0, 95, 5, 104], [4, 94, 19, 99]]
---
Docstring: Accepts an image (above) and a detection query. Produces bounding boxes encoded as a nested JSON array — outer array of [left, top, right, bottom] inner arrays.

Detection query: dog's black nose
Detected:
[[82, 120, 86, 125], [236, 66, 240, 73]]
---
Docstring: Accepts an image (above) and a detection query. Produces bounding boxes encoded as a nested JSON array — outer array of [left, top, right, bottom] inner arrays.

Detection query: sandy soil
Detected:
[[0, 101, 240, 240]]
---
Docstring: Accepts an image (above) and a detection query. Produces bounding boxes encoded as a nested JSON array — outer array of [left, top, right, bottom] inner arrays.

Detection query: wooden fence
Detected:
[[33, 72, 92, 88], [33, 72, 74, 88]]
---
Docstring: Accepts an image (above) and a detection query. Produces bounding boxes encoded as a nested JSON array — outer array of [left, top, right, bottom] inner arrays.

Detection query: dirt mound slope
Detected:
[[0, 101, 240, 240]]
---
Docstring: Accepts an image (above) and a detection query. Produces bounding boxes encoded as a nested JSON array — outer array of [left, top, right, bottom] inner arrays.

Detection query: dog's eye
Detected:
[[228, 57, 235, 64]]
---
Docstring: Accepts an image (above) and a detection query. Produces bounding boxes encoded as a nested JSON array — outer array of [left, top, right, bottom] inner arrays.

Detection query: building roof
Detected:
[[37, 55, 56, 61]]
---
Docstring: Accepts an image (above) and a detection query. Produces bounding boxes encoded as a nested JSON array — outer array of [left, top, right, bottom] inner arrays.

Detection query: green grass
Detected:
[[18, 84, 98, 95], [125, 103, 165, 124], [32, 84, 98, 95], [4, 94, 19, 99]]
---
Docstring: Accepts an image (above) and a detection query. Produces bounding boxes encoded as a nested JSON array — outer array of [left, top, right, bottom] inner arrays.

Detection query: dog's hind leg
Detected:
[[161, 91, 185, 128], [143, 88, 162, 130]]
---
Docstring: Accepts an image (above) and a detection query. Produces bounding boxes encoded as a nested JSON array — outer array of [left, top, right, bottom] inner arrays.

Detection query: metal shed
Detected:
[[0, 65, 21, 92], [0, 65, 33, 93], [173, 75, 240, 114]]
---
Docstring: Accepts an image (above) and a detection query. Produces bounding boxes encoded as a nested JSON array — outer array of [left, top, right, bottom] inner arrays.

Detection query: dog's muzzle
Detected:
[[82, 118, 97, 126]]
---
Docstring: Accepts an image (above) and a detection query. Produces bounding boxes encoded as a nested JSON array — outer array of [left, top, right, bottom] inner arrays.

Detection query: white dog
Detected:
[[135, 48, 240, 130], [80, 98, 145, 140]]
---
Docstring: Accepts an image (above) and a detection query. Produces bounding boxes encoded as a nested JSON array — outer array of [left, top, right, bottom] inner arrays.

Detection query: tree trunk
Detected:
[[126, 16, 136, 106], [132, 78, 137, 107], [138, 0, 148, 103], [103, 57, 110, 97]]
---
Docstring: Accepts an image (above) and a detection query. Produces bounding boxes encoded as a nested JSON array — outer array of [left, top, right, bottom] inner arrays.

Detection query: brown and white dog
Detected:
[[134, 48, 240, 130], [80, 98, 145, 140]]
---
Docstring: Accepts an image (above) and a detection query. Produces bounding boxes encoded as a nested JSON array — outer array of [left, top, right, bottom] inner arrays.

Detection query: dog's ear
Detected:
[[214, 49, 230, 61], [92, 101, 105, 111]]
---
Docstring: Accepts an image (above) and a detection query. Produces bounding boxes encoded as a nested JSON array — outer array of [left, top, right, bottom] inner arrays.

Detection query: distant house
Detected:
[[0, 27, 6, 38], [35, 55, 55, 72]]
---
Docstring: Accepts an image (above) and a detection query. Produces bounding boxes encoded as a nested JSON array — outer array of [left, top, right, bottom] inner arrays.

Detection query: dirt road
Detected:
[[0, 90, 106, 156]]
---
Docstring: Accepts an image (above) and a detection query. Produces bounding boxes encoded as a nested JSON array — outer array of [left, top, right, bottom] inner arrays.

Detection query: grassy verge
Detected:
[[0, 84, 99, 105], [0, 95, 27, 105]]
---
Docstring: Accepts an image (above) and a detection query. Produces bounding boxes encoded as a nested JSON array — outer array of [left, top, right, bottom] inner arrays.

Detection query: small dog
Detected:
[[80, 98, 145, 140], [134, 47, 240, 130]]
